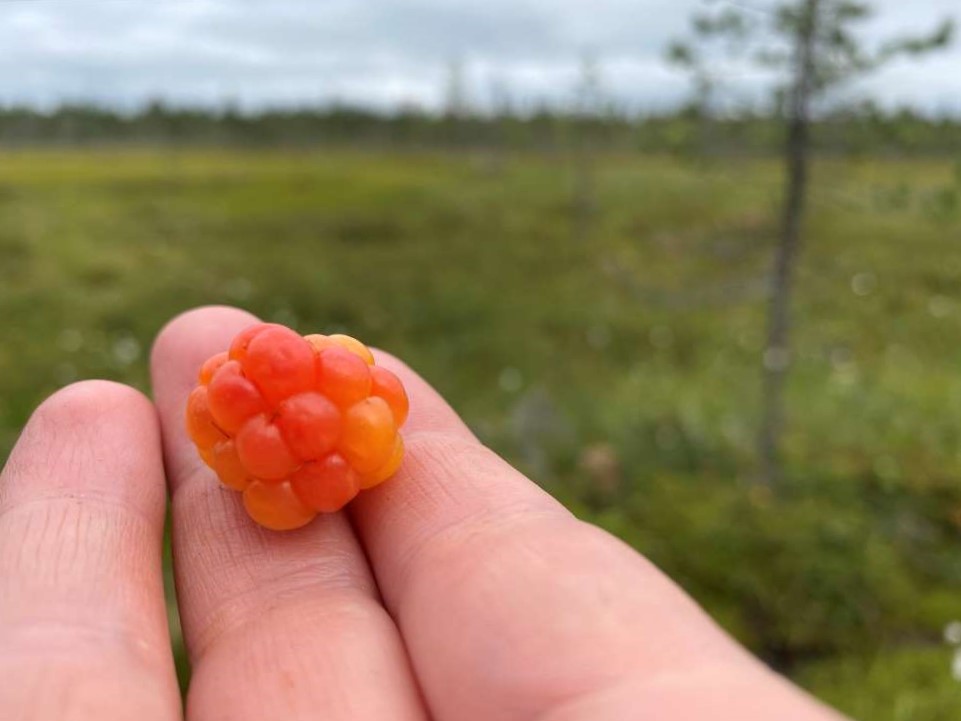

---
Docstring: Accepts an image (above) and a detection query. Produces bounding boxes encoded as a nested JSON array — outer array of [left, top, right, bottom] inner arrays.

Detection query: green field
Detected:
[[2, 148, 961, 718]]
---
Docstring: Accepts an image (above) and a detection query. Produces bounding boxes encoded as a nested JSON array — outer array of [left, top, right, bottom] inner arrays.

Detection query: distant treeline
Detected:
[[0, 103, 959, 157]]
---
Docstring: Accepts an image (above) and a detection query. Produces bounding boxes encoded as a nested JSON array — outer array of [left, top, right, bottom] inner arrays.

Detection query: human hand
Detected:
[[0, 306, 847, 720]]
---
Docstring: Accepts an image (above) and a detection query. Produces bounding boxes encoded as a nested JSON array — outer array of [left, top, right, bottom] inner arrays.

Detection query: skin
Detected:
[[0, 306, 847, 721]]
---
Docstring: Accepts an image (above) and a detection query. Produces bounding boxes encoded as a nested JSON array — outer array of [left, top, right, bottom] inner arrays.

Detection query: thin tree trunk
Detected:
[[759, 0, 820, 487], [573, 118, 595, 243], [697, 78, 715, 158]]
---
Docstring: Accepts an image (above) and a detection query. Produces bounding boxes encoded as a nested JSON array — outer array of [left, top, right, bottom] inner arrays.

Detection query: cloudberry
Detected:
[[187, 324, 409, 531]]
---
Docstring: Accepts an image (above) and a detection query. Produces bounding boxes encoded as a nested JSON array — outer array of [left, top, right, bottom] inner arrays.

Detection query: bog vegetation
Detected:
[[1, 139, 960, 717]]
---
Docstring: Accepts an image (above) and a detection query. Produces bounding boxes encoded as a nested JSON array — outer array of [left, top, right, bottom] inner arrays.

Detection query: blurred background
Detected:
[[1, 0, 960, 717]]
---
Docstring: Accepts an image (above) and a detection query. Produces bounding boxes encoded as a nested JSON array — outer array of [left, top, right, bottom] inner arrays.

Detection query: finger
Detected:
[[0, 381, 180, 721], [351, 352, 844, 721], [151, 306, 427, 721]]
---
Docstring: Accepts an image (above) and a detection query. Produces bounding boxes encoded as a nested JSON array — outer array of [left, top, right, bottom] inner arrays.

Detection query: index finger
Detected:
[[350, 351, 845, 721]]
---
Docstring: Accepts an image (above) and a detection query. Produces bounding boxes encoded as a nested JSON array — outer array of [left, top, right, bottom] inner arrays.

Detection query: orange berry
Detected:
[[186, 323, 410, 530], [243, 481, 315, 531], [316, 347, 371, 408], [206, 439, 250, 491], [276, 392, 341, 461], [207, 360, 270, 434], [340, 397, 396, 474], [199, 351, 229, 385], [242, 326, 315, 406], [329, 334, 375, 365], [370, 366, 409, 427], [360, 435, 405, 490], [235, 415, 300, 481], [229, 323, 280, 364], [291, 454, 360, 512], [186, 386, 227, 450]]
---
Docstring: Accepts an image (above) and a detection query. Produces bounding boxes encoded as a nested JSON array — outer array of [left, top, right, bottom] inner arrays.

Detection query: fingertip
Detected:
[[2, 379, 166, 522], [13, 380, 159, 473], [34, 379, 155, 428], [151, 305, 260, 374], [150, 306, 261, 410]]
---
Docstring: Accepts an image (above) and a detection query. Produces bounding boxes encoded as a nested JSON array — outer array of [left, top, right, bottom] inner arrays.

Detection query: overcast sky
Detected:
[[1, 0, 958, 113]]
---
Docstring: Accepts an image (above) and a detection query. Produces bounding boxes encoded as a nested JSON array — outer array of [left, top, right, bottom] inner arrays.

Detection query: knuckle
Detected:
[[405, 430, 490, 467]]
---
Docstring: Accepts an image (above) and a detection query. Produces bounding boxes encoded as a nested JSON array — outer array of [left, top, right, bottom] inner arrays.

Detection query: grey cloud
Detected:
[[0, 0, 957, 111]]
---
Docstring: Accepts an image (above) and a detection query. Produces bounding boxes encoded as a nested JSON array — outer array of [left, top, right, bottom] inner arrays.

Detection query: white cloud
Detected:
[[0, 0, 957, 112]]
